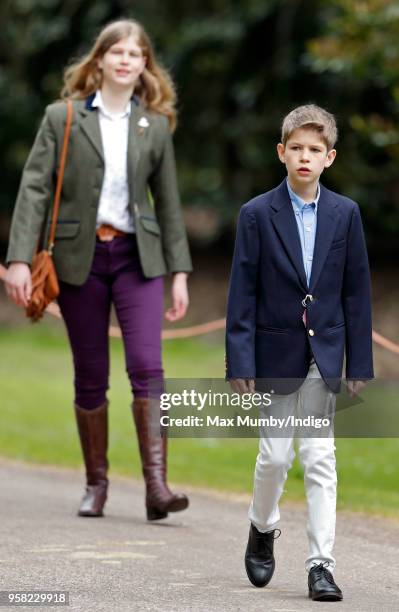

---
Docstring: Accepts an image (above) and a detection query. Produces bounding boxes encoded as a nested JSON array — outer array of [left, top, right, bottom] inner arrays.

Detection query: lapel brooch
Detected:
[[138, 116, 149, 134]]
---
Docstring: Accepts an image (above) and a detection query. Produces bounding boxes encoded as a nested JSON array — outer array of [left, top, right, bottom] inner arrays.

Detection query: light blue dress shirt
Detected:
[[286, 179, 320, 286]]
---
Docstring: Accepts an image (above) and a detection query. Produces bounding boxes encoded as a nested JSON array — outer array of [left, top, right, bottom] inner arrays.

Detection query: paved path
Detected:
[[0, 459, 398, 611]]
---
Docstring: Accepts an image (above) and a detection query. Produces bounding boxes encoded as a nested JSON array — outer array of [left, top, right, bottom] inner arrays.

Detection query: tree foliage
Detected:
[[307, 0, 399, 244], [0, 0, 397, 255]]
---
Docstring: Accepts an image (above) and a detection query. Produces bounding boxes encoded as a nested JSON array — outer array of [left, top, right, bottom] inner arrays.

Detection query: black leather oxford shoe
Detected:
[[245, 523, 280, 588], [308, 563, 343, 601]]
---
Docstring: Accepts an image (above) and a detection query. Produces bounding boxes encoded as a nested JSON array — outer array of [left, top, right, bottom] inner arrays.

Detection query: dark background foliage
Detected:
[[0, 0, 398, 259]]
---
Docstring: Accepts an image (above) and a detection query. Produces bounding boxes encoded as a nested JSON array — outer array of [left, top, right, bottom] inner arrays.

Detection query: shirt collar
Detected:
[[286, 178, 320, 213], [91, 89, 131, 119]]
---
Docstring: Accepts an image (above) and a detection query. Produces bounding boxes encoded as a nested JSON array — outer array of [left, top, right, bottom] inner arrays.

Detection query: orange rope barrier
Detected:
[[32, 300, 226, 340], [372, 330, 399, 356], [1, 263, 398, 354]]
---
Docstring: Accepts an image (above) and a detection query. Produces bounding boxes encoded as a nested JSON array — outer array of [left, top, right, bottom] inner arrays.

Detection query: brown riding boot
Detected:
[[132, 397, 189, 520], [74, 401, 109, 517]]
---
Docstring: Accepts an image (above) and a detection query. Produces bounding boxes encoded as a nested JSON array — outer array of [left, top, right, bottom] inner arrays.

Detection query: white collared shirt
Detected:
[[92, 90, 135, 233]]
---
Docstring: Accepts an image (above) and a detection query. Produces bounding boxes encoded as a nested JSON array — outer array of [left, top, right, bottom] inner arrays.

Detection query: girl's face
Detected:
[[98, 35, 146, 90]]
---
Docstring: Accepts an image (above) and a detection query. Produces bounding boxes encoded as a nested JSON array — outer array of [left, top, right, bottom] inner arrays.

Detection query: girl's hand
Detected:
[[4, 262, 32, 308], [165, 272, 189, 322]]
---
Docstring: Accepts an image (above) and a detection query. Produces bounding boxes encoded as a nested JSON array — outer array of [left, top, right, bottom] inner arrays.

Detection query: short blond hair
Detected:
[[281, 104, 338, 150]]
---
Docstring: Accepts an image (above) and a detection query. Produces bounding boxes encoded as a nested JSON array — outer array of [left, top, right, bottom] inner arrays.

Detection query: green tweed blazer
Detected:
[[7, 95, 192, 284]]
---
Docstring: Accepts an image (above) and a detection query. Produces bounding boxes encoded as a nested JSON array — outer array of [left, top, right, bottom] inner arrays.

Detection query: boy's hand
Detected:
[[229, 378, 255, 394], [346, 380, 367, 397]]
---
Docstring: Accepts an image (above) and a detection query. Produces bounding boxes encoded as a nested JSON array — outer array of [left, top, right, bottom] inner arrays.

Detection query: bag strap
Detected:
[[47, 100, 73, 254]]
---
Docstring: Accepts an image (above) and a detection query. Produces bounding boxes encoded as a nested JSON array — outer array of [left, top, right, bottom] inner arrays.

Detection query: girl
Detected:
[[5, 19, 192, 521]]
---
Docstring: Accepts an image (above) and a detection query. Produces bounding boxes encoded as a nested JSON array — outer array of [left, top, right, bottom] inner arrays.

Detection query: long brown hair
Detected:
[[60, 19, 177, 131]]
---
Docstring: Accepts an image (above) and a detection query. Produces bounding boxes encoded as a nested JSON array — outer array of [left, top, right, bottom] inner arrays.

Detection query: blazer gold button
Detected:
[[309, 329, 315, 336]]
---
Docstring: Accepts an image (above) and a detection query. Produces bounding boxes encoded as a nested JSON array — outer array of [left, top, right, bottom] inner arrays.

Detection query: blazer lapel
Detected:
[[127, 99, 141, 190], [271, 180, 308, 291], [308, 184, 339, 292], [78, 103, 103, 162]]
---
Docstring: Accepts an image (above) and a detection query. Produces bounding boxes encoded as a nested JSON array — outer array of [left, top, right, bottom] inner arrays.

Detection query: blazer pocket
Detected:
[[330, 239, 346, 251], [327, 321, 345, 333], [139, 216, 161, 236], [256, 325, 288, 334], [49, 220, 80, 239]]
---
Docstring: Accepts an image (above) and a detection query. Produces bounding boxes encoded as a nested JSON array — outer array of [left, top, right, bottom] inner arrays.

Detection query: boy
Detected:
[[225, 105, 373, 601]]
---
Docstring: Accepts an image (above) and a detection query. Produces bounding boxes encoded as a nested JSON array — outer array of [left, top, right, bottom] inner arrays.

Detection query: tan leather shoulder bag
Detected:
[[26, 100, 73, 322]]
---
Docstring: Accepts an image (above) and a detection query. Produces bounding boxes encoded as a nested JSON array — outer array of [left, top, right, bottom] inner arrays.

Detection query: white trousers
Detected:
[[248, 361, 337, 572]]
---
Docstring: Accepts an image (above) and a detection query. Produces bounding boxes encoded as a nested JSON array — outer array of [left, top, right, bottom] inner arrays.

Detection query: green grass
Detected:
[[1, 321, 399, 518]]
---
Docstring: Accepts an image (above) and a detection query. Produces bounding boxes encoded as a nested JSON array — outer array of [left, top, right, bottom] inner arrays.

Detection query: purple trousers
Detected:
[[58, 235, 164, 409]]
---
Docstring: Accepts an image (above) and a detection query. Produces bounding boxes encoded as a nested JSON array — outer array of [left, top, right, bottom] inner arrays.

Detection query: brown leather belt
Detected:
[[96, 224, 127, 242]]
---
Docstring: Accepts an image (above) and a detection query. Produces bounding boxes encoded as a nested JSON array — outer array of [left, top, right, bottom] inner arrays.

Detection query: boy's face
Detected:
[[277, 128, 336, 189]]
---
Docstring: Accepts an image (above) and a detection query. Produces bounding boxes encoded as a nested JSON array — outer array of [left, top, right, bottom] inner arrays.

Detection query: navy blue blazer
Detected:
[[225, 179, 374, 393]]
